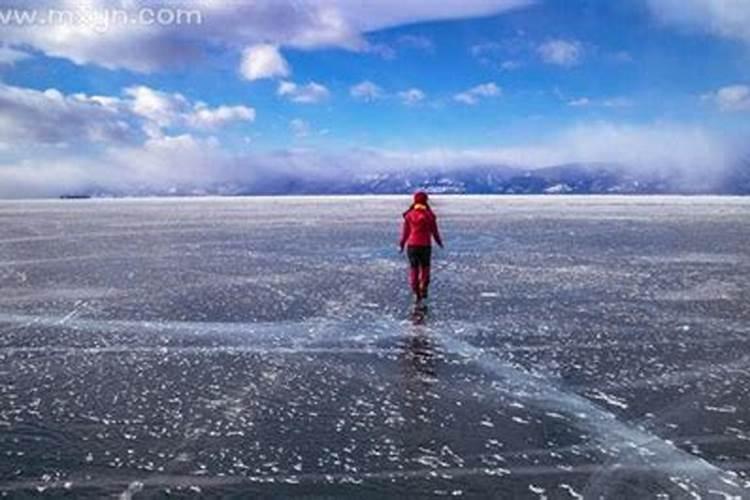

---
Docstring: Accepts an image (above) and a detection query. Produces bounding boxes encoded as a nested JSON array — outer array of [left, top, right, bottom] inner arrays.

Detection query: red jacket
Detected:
[[400, 205, 443, 248]]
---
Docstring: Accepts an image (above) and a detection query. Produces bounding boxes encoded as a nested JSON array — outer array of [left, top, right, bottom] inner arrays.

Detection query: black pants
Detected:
[[407, 246, 432, 295], [407, 246, 432, 268]]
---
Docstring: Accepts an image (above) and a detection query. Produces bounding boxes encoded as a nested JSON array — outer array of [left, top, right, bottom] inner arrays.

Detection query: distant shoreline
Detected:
[[0, 192, 742, 203]]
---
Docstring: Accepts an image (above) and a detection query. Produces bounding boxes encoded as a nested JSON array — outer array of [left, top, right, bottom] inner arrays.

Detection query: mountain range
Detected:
[[75, 162, 750, 198]]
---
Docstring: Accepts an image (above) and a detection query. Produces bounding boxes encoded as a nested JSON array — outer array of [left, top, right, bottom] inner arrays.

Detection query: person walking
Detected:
[[399, 191, 444, 307]]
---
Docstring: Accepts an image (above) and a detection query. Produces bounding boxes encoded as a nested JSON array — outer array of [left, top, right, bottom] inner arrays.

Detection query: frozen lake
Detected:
[[1, 195, 750, 498]]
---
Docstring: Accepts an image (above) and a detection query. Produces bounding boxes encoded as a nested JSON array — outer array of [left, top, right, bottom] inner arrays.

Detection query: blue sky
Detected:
[[0, 0, 749, 196]]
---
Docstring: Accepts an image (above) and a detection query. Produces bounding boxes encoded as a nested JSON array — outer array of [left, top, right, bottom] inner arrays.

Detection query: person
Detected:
[[399, 191, 444, 305]]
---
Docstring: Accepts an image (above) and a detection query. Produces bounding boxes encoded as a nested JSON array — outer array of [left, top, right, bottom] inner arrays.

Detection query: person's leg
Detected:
[[417, 246, 432, 299], [420, 265, 431, 299], [406, 247, 421, 298]]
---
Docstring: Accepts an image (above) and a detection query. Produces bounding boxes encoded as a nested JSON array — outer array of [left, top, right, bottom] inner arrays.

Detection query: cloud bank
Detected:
[[1, 116, 740, 198], [0, 0, 534, 74]]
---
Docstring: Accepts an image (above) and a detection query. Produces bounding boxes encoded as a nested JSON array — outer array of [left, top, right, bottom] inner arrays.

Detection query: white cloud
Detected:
[[0, 0, 533, 73], [398, 88, 426, 105], [454, 82, 502, 105], [124, 86, 189, 130], [0, 81, 254, 149], [0, 133, 232, 198], [647, 0, 750, 45], [705, 84, 750, 112], [106, 134, 230, 188], [189, 104, 256, 128], [568, 97, 591, 107], [350, 80, 383, 102], [363, 42, 397, 60], [278, 81, 331, 104], [124, 86, 254, 136], [0, 45, 29, 65], [0, 120, 740, 198], [0, 83, 132, 144], [290, 118, 311, 138], [240, 44, 291, 81], [568, 96, 633, 108], [537, 39, 583, 67], [359, 123, 735, 188]]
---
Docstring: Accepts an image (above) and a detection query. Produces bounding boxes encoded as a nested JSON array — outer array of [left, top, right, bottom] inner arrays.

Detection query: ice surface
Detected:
[[1, 195, 750, 498]]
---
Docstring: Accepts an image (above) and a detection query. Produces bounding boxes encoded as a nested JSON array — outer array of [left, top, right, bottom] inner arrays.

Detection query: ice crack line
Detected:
[[427, 321, 746, 496], [0, 311, 746, 495]]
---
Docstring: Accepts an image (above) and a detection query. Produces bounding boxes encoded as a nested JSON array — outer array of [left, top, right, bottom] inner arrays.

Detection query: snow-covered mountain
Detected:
[[74, 162, 750, 198], [224, 163, 746, 195]]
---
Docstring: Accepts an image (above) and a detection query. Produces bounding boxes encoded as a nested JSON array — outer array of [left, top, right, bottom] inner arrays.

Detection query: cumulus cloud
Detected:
[[278, 81, 331, 104], [0, 81, 254, 148], [647, 0, 750, 45], [0, 83, 132, 145], [454, 82, 502, 105], [0, 0, 533, 73], [704, 84, 750, 112], [124, 86, 255, 137], [398, 88, 426, 105], [240, 44, 291, 81], [189, 104, 256, 129], [537, 39, 583, 67], [350, 80, 384, 102], [0, 0, 202, 72], [124, 86, 189, 130]]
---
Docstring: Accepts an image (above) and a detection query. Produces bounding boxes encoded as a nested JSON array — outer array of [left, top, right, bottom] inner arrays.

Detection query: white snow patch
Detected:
[[587, 389, 629, 410], [705, 405, 736, 414]]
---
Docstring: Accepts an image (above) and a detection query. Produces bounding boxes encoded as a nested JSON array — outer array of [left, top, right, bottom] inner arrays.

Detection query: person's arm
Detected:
[[399, 217, 411, 252], [432, 215, 444, 248]]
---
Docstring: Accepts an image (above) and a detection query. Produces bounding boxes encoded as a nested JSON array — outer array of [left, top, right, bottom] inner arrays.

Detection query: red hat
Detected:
[[413, 191, 429, 204]]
